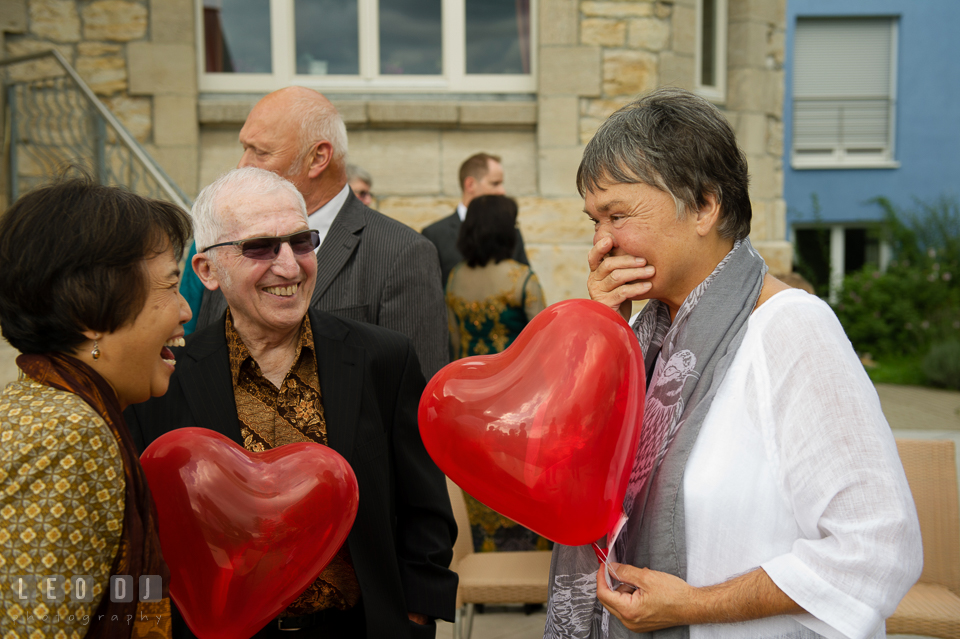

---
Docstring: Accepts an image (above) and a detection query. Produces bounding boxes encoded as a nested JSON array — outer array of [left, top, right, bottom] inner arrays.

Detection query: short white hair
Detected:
[[289, 90, 348, 167], [191, 167, 308, 250]]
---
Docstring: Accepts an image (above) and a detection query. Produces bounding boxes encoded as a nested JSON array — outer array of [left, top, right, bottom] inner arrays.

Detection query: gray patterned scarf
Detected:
[[545, 239, 766, 639]]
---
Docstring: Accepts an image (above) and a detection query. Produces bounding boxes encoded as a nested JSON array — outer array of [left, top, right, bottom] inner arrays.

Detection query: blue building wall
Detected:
[[784, 0, 960, 229]]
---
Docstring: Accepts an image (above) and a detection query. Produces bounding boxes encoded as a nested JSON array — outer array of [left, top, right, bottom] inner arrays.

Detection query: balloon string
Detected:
[[593, 541, 637, 593]]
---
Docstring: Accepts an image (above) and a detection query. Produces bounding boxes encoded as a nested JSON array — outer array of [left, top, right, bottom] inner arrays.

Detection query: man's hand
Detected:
[[408, 612, 429, 625], [587, 236, 655, 323], [596, 563, 804, 632]]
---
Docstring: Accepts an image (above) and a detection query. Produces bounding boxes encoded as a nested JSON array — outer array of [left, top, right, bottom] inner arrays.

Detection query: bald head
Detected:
[[238, 87, 349, 213]]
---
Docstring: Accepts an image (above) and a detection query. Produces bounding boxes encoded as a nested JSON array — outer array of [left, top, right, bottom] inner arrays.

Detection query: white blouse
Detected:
[[683, 289, 922, 639]]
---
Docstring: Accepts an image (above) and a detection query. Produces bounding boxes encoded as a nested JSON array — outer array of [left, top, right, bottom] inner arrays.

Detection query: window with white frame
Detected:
[[696, 0, 727, 102], [199, 0, 535, 93], [792, 17, 898, 168]]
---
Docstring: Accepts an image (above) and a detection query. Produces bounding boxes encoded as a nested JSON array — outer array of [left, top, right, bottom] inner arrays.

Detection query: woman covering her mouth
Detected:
[[0, 176, 193, 638]]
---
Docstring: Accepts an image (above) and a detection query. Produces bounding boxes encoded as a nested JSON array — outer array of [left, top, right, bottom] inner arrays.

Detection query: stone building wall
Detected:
[[0, 0, 198, 197], [1, 0, 790, 305]]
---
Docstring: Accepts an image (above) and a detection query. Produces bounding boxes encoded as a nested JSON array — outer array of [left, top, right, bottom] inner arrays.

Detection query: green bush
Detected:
[[832, 196, 960, 361], [922, 341, 960, 390]]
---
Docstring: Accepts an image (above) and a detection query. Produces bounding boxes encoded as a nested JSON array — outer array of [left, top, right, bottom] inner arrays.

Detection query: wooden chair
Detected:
[[888, 439, 960, 638], [446, 477, 553, 639]]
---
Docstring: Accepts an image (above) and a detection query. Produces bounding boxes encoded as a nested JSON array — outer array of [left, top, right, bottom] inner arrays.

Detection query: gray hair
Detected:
[[191, 167, 308, 250], [346, 164, 372, 186], [577, 87, 752, 241], [288, 90, 348, 168]]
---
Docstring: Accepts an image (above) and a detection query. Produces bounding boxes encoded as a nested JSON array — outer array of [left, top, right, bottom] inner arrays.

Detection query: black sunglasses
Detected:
[[200, 230, 321, 260]]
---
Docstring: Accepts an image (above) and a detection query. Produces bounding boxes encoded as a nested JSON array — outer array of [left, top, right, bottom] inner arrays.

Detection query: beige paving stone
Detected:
[[198, 125, 242, 189], [154, 94, 198, 146], [29, 0, 80, 42], [727, 67, 783, 115], [627, 17, 670, 51], [538, 95, 579, 148], [672, 2, 696, 56], [439, 130, 538, 197], [75, 54, 127, 95], [579, 116, 604, 145], [580, 18, 626, 47], [602, 49, 658, 97], [659, 50, 694, 89], [582, 97, 631, 119], [378, 196, 458, 232], [76, 41, 122, 56], [581, 1, 654, 19], [4, 39, 71, 81], [332, 100, 368, 125], [654, 1, 672, 19], [735, 111, 767, 156], [368, 101, 459, 126], [750, 198, 787, 244], [539, 46, 602, 97], [127, 42, 196, 95], [150, 0, 194, 44], [766, 116, 784, 158], [539, 146, 585, 197], [346, 129, 441, 196], [198, 98, 255, 124], [82, 0, 147, 42], [101, 94, 151, 143], [539, 0, 578, 45]]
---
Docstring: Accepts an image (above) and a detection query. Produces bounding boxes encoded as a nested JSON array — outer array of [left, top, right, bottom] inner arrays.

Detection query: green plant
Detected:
[[922, 341, 960, 390], [832, 196, 960, 361]]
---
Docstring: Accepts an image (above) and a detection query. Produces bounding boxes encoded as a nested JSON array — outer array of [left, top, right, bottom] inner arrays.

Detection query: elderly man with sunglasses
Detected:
[[125, 167, 458, 639]]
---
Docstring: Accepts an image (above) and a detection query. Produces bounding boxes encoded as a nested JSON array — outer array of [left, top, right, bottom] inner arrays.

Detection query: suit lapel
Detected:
[[312, 192, 365, 304], [311, 310, 364, 462], [178, 317, 242, 446]]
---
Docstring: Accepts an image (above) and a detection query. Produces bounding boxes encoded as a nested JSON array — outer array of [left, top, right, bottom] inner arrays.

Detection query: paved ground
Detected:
[[1, 340, 956, 638]]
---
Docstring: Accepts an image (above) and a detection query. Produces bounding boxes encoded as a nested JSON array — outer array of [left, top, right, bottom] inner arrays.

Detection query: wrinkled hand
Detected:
[[587, 236, 655, 322], [596, 562, 699, 632]]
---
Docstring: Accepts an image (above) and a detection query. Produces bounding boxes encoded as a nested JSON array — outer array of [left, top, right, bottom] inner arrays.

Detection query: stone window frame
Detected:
[[197, 0, 538, 94], [790, 16, 900, 170], [696, 0, 728, 103]]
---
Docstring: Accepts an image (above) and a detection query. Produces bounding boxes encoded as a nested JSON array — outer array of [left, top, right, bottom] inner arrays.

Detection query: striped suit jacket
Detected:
[[197, 190, 449, 381], [125, 309, 458, 639]]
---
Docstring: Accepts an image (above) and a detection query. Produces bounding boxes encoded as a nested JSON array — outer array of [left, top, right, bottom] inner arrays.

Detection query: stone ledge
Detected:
[[198, 96, 538, 128]]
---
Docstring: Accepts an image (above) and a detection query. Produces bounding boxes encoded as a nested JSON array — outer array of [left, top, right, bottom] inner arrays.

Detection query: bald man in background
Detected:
[[195, 87, 449, 380]]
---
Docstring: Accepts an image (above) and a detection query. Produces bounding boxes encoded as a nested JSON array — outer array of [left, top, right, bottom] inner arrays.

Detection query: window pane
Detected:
[[203, 0, 271, 73], [700, 0, 716, 87], [466, 0, 530, 74], [295, 0, 359, 75], [380, 0, 442, 75]]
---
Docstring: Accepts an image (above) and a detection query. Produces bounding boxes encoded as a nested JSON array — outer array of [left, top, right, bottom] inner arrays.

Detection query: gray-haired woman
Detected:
[[545, 87, 921, 639]]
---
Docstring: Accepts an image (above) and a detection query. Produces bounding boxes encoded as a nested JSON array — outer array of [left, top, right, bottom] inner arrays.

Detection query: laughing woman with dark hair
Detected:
[[0, 179, 192, 638]]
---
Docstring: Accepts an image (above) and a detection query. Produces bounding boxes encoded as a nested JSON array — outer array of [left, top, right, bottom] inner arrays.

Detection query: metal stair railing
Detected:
[[1, 49, 191, 211]]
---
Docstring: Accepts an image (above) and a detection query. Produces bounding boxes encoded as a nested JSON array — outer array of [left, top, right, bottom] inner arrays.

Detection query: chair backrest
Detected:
[[446, 477, 475, 568], [896, 438, 960, 594]]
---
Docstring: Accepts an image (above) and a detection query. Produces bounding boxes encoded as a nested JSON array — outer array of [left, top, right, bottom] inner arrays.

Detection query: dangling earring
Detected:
[[91, 338, 101, 360]]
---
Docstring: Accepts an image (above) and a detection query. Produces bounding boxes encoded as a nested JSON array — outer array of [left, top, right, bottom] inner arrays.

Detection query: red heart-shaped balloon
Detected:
[[419, 298, 645, 547], [140, 428, 359, 639]]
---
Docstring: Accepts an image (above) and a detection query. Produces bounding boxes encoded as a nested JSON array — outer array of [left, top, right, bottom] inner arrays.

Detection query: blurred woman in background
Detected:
[[445, 193, 549, 553], [0, 178, 192, 638]]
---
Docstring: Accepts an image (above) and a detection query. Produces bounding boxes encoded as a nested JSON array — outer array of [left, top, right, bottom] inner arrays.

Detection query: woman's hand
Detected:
[[587, 236, 655, 322], [596, 563, 698, 632]]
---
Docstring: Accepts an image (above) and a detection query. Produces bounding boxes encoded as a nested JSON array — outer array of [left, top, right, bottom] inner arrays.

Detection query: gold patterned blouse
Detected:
[[224, 312, 361, 615], [446, 259, 547, 360], [0, 378, 125, 638]]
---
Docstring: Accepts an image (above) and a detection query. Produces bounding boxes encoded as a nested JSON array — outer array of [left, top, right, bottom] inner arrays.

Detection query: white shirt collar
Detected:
[[456, 202, 467, 222], [308, 183, 352, 250]]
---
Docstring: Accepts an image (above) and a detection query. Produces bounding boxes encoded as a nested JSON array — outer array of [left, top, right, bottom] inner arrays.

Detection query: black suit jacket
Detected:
[[421, 211, 529, 289], [198, 191, 449, 381], [126, 309, 458, 639]]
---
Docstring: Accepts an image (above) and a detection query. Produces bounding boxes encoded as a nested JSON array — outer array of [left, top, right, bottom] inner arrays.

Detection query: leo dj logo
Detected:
[[6, 575, 163, 603]]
